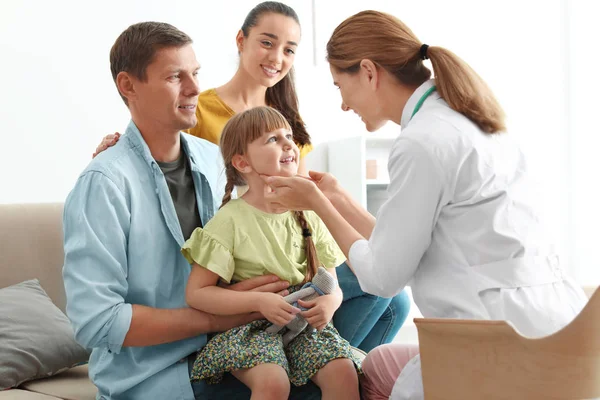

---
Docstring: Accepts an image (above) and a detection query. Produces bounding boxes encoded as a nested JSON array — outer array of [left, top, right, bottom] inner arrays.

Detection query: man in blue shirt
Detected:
[[62, 22, 320, 399]]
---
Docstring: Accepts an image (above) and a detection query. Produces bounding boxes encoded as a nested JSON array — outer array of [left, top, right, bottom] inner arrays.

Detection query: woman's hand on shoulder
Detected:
[[92, 132, 121, 158]]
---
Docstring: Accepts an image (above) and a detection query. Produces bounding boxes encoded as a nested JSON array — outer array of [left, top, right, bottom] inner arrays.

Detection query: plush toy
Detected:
[[266, 266, 337, 346]]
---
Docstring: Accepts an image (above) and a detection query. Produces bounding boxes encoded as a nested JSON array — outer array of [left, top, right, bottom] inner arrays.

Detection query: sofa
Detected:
[[0, 203, 367, 400], [0, 203, 96, 399]]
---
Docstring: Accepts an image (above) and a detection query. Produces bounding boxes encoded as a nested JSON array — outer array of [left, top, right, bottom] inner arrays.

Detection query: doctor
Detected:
[[263, 10, 588, 400]]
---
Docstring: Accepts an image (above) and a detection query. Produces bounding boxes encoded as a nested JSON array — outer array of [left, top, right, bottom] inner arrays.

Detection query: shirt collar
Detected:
[[124, 120, 194, 167], [400, 79, 437, 130]]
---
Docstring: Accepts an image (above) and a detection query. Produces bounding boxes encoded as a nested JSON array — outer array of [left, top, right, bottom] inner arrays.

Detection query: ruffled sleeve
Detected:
[[182, 229, 235, 283], [181, 206, 237, 283]]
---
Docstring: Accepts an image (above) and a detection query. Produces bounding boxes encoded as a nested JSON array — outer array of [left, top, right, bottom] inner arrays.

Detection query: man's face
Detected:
[[129, 44, 201, 133]]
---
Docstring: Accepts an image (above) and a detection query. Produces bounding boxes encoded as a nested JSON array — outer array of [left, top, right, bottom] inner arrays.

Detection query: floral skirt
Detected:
[[189, 318, 362, 386]]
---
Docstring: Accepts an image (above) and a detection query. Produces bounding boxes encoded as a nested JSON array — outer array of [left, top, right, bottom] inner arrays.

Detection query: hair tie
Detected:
[[420, 44, 430, 60], [302, 228, 312, 237]]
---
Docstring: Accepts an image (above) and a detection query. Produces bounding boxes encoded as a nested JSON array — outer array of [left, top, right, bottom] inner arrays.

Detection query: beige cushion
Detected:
[[0, 203, 66, 312], [0, 389, 59, 399], [19, 366, 95, 400]]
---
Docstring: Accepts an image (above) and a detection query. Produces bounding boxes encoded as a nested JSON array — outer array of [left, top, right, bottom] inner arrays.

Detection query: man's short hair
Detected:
[[110, 22, 192, 105]]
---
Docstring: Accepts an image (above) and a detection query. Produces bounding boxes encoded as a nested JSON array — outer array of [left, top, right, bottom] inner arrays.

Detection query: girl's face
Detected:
[[242, 128, 299, 178], [237, 13, 300, 88]]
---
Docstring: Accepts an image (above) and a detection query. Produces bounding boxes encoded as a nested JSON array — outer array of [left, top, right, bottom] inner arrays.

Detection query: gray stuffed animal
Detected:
[[266, 266, 337, 346]]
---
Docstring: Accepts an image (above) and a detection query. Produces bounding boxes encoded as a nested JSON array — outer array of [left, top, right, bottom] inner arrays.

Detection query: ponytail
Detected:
[[426, 46, 506, 133]]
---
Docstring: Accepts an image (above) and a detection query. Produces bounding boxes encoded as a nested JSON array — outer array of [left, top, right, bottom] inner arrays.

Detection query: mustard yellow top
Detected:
[[181, 198, 345, 285], [185, 89, 313, 158]]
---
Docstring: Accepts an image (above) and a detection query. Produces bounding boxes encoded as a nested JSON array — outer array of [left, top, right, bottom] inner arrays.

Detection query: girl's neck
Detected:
[[217, 69, 268, 113], [241, 181, 284, 214]]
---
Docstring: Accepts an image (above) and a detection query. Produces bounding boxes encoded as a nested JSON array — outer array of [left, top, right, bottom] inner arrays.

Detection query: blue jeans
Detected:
[[334, 262, 410, 353], [191, 262, 411, 399]]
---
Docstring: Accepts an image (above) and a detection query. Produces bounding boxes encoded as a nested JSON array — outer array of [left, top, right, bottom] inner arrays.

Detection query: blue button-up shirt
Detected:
[[63, 121, 224, 399]]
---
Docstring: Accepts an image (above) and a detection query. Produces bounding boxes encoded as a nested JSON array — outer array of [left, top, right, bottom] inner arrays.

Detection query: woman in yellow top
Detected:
[[185, 2, 312, 173], [93, 1, 410, 356]]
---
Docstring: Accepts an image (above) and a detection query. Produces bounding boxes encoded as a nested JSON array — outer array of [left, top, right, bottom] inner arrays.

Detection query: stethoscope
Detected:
[[410, 86, 437, 121]]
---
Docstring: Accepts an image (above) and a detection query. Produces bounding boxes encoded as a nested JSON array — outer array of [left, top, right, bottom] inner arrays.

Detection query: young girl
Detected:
[[181, 106, 361, 400]]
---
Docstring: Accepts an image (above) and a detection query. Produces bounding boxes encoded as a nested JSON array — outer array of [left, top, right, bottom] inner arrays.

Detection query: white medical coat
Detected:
[[348, 79, 588, 399]]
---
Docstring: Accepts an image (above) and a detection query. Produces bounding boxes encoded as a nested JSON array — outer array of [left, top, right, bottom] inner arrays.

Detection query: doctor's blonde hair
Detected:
[[326, 11, 506, 134], [219, 106, 320, 283]]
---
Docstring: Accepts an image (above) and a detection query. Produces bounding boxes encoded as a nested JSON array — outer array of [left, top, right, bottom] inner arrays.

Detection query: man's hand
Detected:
[[223, 274, 290, 296]]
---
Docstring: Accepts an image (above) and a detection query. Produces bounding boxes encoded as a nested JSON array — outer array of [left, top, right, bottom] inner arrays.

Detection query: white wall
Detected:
[[1, 0, 599, 283], [567, 1, 600, 284]]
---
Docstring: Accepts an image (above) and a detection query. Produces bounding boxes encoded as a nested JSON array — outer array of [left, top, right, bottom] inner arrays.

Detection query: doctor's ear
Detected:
[[359, 59, 379, 87], [232, 154, 252, 173]]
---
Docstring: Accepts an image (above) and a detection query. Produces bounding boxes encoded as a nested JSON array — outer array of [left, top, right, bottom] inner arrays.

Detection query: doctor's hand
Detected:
[[306, 171, 343, 203], [261, 174, 325, 212]]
